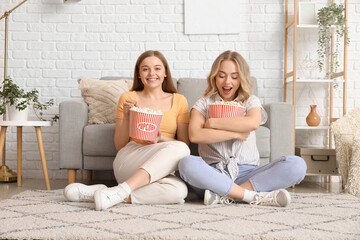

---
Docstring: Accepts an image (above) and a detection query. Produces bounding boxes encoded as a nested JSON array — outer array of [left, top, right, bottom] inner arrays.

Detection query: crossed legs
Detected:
[[64, 141, 190, 210]]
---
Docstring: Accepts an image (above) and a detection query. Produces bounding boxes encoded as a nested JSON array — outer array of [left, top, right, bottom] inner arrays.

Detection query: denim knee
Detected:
[[285, 156, 307, 183], [178, 156, 195, 182]]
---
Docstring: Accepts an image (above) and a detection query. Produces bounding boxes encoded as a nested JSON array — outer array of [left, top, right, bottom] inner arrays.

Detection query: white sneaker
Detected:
[[63, 183, 107, 202], [250, 189, 291, 207], [94, 185, 129, 211], [204, 189, 234, 205]]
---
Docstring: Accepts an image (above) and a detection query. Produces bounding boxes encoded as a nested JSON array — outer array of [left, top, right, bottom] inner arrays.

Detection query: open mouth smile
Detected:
[[222, 87, 232, 95]]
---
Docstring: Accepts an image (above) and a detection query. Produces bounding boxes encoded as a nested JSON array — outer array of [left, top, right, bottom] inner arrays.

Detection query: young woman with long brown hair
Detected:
[[64, 50, 190, 210]]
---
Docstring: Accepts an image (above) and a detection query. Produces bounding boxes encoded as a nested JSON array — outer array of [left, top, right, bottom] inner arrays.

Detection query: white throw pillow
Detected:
[[78, 78, 133, 124]]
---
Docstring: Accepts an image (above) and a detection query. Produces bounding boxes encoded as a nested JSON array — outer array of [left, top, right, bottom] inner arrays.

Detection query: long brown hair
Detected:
[[131, 50, 177, 93], [204, 51, 252, 102]]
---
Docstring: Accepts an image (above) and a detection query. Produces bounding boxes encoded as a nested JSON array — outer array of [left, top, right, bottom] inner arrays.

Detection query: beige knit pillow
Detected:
[[346, 134, 360, 197], [331, 108, 360, 188], [78, 78, 133, 124]]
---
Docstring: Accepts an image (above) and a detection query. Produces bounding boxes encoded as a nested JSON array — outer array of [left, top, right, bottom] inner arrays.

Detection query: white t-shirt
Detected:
[[192, 92, 267, 180]]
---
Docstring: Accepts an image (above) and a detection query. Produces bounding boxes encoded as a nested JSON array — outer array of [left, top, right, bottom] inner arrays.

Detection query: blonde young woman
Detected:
[[179, 51, 306, 207], [64, 50, 190, 210]]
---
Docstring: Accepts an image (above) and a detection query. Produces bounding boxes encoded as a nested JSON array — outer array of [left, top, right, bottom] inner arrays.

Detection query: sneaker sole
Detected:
[[63, 184, 74, 201], [94, 190, 103, 211], [278, 189, 291, 207], [203, 190, 212, 205], [63, 183, 88, 202]]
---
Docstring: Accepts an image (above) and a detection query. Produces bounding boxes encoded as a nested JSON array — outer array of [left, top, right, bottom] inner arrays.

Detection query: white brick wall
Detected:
[[0, 0, 359, 179]]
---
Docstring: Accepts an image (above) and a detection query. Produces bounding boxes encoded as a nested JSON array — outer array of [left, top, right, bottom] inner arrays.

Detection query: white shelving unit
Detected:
[[295, 126, 331, 130], [284, 0, 348, 149]]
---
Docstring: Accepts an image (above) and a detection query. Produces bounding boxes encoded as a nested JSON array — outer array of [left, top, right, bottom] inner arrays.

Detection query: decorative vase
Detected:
[[306, 105, 320, 126]]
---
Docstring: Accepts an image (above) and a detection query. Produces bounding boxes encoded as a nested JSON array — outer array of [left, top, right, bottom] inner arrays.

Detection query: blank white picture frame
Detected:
[[184, 0, 242, 35], [298, 2, 317, 25]]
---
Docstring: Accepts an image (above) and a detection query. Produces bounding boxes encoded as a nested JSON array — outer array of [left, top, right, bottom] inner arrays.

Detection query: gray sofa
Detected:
[[59, 77, 294, 183]]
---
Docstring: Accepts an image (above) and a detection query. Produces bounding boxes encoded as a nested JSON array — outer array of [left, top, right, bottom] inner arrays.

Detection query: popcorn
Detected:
[[210, 101, 244, 107], [130, 106, 163, 115], [209, 101, 245, 118], [129, 107, 163, 141]]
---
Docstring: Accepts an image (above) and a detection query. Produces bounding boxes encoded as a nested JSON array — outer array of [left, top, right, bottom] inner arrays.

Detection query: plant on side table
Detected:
[[317, 3, 349, 79], [0, 77, 59, 122]]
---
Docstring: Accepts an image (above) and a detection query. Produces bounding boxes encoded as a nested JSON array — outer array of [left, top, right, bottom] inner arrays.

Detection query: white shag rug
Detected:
[[1, 189, 360, 240]]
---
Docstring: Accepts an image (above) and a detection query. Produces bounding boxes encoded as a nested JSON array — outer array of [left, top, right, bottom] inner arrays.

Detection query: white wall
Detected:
[[0, 0, 359, 179]]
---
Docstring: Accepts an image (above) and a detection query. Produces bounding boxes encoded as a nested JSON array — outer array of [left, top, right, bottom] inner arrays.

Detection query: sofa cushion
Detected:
[[83, 124, 117, 156], [255, 126, 270, 158], [177, 78, 208, 109], [79, 78, 132, 124], [82, 124, 270, 158]]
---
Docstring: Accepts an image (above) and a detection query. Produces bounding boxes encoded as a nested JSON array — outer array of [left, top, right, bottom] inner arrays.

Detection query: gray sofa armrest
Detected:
[[263, 103, 294, 161], [59, 98, 88, 169]]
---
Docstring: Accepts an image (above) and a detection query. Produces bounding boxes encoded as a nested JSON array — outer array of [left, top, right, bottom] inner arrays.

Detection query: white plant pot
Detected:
[[6, 99, 29, 122]]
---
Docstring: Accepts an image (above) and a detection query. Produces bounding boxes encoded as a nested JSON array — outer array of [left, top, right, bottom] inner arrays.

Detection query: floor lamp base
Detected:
[[0, 165, 17, 182]]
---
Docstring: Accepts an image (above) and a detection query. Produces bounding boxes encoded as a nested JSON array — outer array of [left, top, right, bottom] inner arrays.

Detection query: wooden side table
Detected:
[[0, 121, 52, 190]]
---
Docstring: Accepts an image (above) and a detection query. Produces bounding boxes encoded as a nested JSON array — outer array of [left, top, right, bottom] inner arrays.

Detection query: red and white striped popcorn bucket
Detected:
[[209, 104, 245, 118], [129, 110, 163, 141]]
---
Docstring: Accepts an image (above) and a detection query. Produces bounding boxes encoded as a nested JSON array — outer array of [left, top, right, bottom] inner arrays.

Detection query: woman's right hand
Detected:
[[143, 131, 163, 145], [123, 99, 138, 119]]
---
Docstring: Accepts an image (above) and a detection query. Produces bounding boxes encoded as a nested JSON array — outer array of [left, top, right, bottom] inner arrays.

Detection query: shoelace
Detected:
[[79, 189, 94, 200], [219, 196, 234, 205], [250, 192, 277, 206], [102, 187, 127, 203]]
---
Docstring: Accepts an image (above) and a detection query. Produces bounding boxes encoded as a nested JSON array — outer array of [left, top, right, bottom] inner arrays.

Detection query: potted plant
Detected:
[[317, 3, 349, 78], [0, 77, 59, 122]]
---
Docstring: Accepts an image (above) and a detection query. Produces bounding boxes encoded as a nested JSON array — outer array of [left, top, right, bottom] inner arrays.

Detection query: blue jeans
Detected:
[[178, 155, 307, 197]]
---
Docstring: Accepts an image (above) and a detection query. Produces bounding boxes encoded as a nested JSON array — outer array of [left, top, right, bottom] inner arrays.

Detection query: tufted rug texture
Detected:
[[1, 189, 360, 240]]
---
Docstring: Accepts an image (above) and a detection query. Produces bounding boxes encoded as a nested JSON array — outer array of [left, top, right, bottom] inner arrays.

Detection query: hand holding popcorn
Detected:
[[123, 99, 138, 118]]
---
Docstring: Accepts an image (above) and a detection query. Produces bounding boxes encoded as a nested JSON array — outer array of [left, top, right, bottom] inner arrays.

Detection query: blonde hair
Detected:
[[132, 50, 177, 93], [204, 51, 252, 102]]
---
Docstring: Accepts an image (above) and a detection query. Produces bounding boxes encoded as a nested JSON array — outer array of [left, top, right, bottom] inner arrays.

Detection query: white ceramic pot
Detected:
[[6, 98, 29, 121]]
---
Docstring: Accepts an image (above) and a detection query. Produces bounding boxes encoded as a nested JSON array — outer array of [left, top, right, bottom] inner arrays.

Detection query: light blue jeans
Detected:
[[178, 155, 307, 198]]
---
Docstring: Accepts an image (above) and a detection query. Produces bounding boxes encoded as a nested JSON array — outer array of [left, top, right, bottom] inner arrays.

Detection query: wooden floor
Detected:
[[0, 176, 343, 201]]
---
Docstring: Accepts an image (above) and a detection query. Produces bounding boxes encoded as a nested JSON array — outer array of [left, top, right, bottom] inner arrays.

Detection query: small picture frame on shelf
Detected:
[[298, 2, 317, 25], [297, 53, 321, 80]]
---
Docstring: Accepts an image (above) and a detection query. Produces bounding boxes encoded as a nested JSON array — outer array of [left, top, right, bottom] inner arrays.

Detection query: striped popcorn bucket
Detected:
[[209, 104, 245, 118], [129, 110, 163, 141]]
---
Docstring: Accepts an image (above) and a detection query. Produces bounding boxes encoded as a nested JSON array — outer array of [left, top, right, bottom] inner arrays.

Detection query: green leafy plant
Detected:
[[0, 77, 59, 122], [317, 3, 349, 78]]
